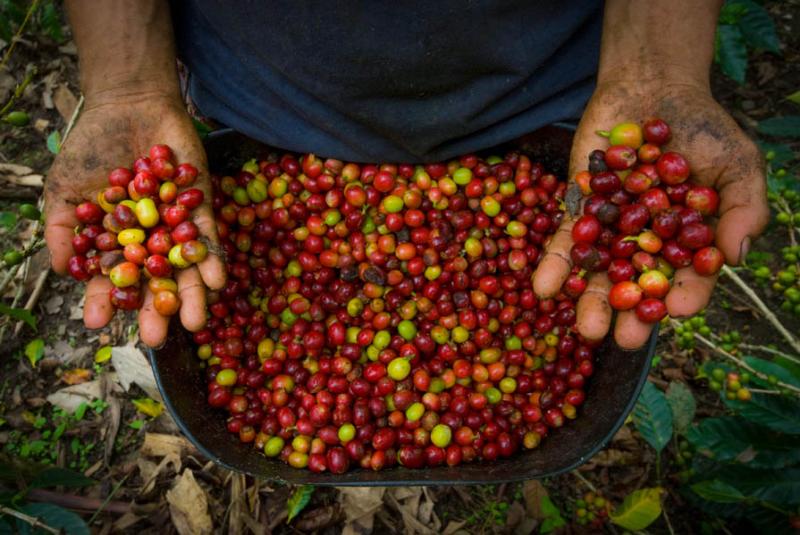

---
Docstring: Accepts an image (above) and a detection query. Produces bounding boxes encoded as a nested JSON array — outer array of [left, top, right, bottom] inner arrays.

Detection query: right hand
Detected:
[[44, 92, 226, 347]]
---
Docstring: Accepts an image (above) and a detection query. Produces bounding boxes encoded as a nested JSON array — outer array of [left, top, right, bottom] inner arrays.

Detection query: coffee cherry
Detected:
[[635, 298, 667, 323], [656, 152, 690, 185]]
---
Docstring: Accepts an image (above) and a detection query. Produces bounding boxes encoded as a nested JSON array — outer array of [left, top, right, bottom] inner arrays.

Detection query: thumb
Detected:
[[714, 164, 770, 265]]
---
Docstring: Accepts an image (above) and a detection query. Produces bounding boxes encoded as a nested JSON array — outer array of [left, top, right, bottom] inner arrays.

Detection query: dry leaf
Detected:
[[33, 118, 50, 133], [46, 380, 102, 413], [442, 520, 468, 535], [53, 84, 78, 120], [523, 480, 548, 520], [339, 487, 385, 535], [138, 451, 181, 494], [166, 469, 213, 535], [140, 432, 198, 458], [45, 340, 90, 365], [111, 344, 160, 399], [0, 163, 43, 188], [44, 295, 63, 314], [61, 368, 92, 385]]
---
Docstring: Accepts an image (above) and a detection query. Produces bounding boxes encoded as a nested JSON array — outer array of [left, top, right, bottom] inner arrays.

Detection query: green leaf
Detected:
[[719, 1, 748, 24], [610, 487, 663, 531], [718, 466, 800, 505], [0, 518, 12, 535], [758, 116, 800, 138], [17, 503, 89, 535], [737, 0, 781, 54], [773, 355, 800, 382], [0, 303, 37, 331], [0, 212, 17, 230], [286, 485, 314, 523], [30, 467, 95, 489], [24, 338, 45, 367], [666, 381, 696, 435], [717, 24, 748, 83], [73, 402, 88, 420], [633, 381, 673, 452], [787, 90, 800, 105], [46, 130, 61, 154], [39, 1, 64, 42], [744, 355, 800, 388], [691, 480, 746, 503], [687, 416, 800, 468], [758, 141, 795, 167], [725, 393, 800, 435], [539, 494, 567, 534], [192, 118, 213, 140]]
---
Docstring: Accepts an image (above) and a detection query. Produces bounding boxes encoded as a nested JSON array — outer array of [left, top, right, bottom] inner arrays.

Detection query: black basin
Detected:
[[147, 127, 656, 485]]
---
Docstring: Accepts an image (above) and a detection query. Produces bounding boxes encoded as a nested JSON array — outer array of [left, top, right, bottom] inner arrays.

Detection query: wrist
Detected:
[[596, 61, 710, 95], [83, 79, 181, 110]]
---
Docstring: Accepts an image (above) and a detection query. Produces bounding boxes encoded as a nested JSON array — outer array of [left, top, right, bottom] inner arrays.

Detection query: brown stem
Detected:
[[26, 488, 131, 515]]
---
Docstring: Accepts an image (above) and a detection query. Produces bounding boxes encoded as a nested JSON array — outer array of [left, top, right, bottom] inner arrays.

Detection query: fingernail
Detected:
[[738, 236, 751, 265]]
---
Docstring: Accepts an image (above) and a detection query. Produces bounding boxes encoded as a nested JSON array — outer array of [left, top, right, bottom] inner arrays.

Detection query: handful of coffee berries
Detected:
[[570, 119, 724, 323], [68, 144, 205, 315]]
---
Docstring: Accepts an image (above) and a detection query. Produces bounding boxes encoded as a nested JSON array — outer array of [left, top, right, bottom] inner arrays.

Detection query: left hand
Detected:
[[533, 79, 770, 349]]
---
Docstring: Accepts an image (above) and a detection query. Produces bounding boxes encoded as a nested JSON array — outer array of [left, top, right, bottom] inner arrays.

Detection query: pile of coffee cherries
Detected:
[[196, 150, 598, 473], [570, 119, 724, 323], [68, 145, 205, 314]]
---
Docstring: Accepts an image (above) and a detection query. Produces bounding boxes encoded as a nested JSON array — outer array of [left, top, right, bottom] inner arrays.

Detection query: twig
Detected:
[[27, 488, 130, 516], [12, 269, 48, 337], [571, 470, 597, 493], [62, 94, 85, 144], [721, 265, 800, 355], [661, 503, 677, 535], [0, 504, 60, 535], [0, 263, 21, 296], [678, 322, 800, 396], [87, 475, 129, 524], [0, 0, 40, 73], [738, 343, 800, 366], [0, 68, 36, 119]]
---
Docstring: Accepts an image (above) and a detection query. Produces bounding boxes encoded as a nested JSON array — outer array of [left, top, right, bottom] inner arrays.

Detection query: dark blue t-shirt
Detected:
[[172, 1, 602, 162]]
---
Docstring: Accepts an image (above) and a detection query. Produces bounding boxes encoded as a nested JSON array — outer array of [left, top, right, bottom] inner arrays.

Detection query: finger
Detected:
[[575, 271, 612, 342], [613, 310, 656, 350], [177, 266, 207, 332], [84, 276, 114, 329], [715, 164, 770, 265], [532, 218, 574, 298], [138, 287, 170, 347], [665, 266, 717, 318], [193, 203, 226, 290], [43, 194, 79, 274]]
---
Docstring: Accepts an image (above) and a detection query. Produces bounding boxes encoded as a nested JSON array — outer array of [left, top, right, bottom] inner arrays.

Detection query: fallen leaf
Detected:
[[132, 398, 163, 418], [442, 520, 468, 535], [523, 480, 547, 519], [25, 338, 45, 367], [61, 368, 92, 385], [166, 469, 213, 535], [94, 346, 112, 363], [34, 118, 50, 132], [53, 84, 78, 121], [44, 295, 63, 314], [111, 344, 160, 399], [140, 432, 198, 458], [46, 380, 102, 413], [295, 505, 342, 532], [339, 487, 385, 535], [45, 340, 90, 365], [138, 452, 181, 494]]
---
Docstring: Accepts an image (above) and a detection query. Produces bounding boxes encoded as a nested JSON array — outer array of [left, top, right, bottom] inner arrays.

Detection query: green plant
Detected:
[[0, 0, 64, 44], [715, 0, 781, 84], [0, 460, 94, 534]]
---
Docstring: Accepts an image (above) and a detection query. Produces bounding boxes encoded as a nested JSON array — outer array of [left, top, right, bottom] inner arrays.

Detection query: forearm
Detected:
[[65, 0, 180, 106], [598, 0, 723, 88]]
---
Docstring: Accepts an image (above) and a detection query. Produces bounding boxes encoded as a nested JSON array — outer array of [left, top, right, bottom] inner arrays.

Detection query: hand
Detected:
[[44, 93, 226, 347], [533, 80, 769, 349]]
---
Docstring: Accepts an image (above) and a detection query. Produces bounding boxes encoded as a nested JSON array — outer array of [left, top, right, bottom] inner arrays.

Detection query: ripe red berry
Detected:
[[685, 186, 719, 216], [635, 298, 667, 323], [642, 118, 671, 145], [692, 246, 725, 276], [608, 281, 643, 310], [656, 152, 690, 185]]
